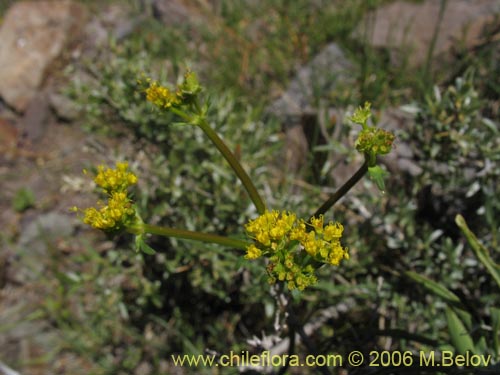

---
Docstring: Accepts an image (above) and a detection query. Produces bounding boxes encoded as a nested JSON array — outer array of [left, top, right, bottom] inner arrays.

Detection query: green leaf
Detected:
[[140, 241, 157, 255], [405, 271, 473, 328], [475, 336, 487, 355], [368, 165, 388, 191], [455, 214, 500, 289], [491, 307, 500, 356], [446, 307, 476, 355], [135, 234, 156, 255], [405, 271, 461, 304]]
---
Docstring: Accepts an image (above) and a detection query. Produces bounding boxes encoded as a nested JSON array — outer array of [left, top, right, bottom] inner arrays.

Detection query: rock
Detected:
[[284, 124, 309, 175], [152, 0, 204, 27], [82, 4, 139, 50], [266, 43, 355, 179], [268, 43, 355, 126], [0, 1, 88, 112], [16, 212, 76, 281], [21, 91, 51, 143], [49, 92, 81, 121], [19, 212, 75, 249], [354, 0, 500, 67]]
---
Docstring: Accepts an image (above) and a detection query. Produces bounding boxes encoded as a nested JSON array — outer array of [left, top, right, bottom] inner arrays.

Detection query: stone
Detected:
[[21, 91, 51, 142], [48, 91, 80, 121], [268, 43, 355, 126], [0, 1, 87, 112], [16, 212, 76, 281], [82, 4, 138, 51], [266, 43, 356, 181], [152, 0, 204, 27], [19, 212, 75, 250], [284, 124, 309, 175], [354, 0, 500, 67]]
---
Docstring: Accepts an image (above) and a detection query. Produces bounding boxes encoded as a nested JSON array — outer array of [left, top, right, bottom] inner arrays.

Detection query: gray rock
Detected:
[[353, 0, 500, 67], [268, 43, 355, 125], [19, 212, 75, 251], [0, 1, 87, 112], [49, 92, 81, 121], [152, 0, 204, 27], [16, 212, 76, 281], [283, 124, 309, 176], [266, 43, 356, 179], [20, 91, 51, 142], [82, 4, 141, 51]]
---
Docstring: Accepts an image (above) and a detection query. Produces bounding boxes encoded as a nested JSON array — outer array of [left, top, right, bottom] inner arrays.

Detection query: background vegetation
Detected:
[[2, 0, 498, 374]]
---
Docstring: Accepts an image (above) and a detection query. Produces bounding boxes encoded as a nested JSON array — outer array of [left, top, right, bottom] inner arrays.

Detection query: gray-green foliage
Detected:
[[66, 34, 283, 368], [372, 70, 500, 359], [414, 70, 499, 243], [53, 1, 499, 373], [305, 66, 500, 367]]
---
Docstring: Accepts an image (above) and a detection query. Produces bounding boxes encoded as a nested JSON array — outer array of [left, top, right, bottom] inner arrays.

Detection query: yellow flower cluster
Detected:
[[82, 192, 135, 230], [143, 71, 202, 111], [145, 80, 182, 109], [245, 210, 348, 264], [245, 210, 349, 290], [72, 162, 138, 232], [245, 210, 297, 251], [94, 162, 138, 193]]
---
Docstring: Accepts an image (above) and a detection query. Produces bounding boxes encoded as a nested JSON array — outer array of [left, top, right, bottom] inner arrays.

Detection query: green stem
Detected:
[[310, 160, 369, 220], [198, 119, 266, 215], [170, 107, 192, 122], [133, 224, 250, 250], [423, 0, 447, 88]]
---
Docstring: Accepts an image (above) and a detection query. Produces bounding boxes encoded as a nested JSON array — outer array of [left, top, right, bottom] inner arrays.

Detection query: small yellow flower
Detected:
[[145, 80, 182, 109], [94, 162, 138, 193], [81, 191, 135, 231], [245, 244, 263, 260], [256, 232, 271, 247], [289, 220, 306, 242], [302, 231, 319, 257], [244, 210, 349, 290], [83, 206, 115, 230], [246, 210, 299, 245], [73, 162, 138, 232], [326, 242, 349, 266], [310, 215, 324, 234], [323, 222, 343, 241]]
